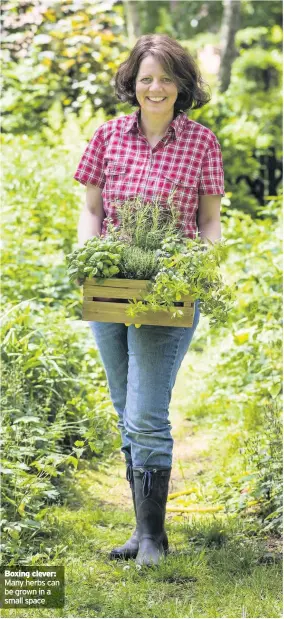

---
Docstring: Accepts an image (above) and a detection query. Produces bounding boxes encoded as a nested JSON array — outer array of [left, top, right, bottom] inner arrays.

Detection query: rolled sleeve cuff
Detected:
[[74, 169, 105, 188]]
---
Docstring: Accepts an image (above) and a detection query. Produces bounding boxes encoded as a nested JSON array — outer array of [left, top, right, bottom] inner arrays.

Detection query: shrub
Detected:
[[1, 301, 118, 562], [189, 196, 282, 533]]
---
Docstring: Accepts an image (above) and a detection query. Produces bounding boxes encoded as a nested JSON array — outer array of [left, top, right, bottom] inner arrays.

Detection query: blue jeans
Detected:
[[89, 301, 200, 470]]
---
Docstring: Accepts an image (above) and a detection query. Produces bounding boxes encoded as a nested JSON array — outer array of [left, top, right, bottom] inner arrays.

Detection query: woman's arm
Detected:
[[197, 194, 222, 245], [77, 183, 105, 246]]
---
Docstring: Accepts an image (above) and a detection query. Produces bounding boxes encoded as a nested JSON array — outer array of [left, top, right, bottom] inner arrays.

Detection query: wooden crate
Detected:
[[82, 278, 195, 327]]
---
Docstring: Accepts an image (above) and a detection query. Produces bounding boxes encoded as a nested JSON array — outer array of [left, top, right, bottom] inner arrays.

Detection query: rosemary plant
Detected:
[[112, 195, 182, 250]]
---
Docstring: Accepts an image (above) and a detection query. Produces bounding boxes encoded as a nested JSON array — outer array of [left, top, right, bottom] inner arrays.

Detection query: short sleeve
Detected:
[[74, 126, 106, 188], [198, 136, 225, 196]]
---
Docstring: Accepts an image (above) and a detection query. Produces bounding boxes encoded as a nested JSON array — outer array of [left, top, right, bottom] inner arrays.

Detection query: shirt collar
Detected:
[[122, 108, 187, 139]]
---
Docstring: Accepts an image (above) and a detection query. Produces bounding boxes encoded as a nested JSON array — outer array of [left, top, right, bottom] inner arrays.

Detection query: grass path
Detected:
[[3, 350, 282, 618]]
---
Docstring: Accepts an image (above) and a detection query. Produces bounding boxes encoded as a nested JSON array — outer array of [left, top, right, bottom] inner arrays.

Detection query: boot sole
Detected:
[[109, 548, 138, 560], [136, 546, 167, 567], [109, 540, 169, 561]]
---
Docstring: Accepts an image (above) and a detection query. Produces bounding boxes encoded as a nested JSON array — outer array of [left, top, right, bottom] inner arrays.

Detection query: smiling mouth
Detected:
[[146, 97, 166, 102]]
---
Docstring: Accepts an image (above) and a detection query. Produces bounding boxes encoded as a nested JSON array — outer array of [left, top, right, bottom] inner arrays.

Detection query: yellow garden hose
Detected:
[[168, 488, 199, 500], [167, 505, 224, 513], [167, 487, 224, 513]]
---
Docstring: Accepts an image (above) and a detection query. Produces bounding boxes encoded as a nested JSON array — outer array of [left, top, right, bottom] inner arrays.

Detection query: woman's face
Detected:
[[135, 55, 178, 118]]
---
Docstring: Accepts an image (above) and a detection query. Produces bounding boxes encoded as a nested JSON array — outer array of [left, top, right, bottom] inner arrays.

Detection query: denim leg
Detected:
[[125, 302, 200, 470], [88, 321, 131, 463]]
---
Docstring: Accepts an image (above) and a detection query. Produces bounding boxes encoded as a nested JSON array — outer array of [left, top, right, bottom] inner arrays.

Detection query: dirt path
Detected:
[[83, 354, 215, 511]]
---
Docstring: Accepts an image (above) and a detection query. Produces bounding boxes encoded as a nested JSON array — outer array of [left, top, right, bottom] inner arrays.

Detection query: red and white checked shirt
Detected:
[[74, 109, 225, 239]]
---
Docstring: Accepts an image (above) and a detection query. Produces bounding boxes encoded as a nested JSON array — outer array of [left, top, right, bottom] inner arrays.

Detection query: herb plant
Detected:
[[66, 235, 125, 284], [119, 245, 160, 280], [125, 234, 234, 326], [114, 195, 181, 249]]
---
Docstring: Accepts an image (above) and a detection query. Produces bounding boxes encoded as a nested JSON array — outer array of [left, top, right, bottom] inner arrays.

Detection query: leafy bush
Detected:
[[242, 402, 282, 534], [67, 235, 124, 282], [1, 1, 128, 134], [220, 198, 282, 407], [1, 134, 124, 562], [67, 197, 183, 282], [1, 301, 118, 562], [190, 26, 282, 217], [1, 134, 82, 316], [189, 196, 282, 533]]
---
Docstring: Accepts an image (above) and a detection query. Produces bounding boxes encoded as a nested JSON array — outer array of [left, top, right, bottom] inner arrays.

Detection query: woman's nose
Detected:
[[149, 80, 164, 91]]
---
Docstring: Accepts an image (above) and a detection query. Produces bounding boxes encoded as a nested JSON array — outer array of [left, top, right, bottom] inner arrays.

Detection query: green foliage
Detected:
[[223, 199, 282, 533], [108, 197, 183, 280], [125, 234, 233, 326], [190, 23, 282, 216], [221, 198, 282, 406], [242, 403, 283, 534], [190, 196, 283, 533], [114, 196, 181, 249], [1, 135, 120, 562], [66, 196, 182, 283], [1, 300, 118, 562], [66, 198, 233, 325], [119, 245, 159, 280], [1, 134, 81, 313], [124, 1, 224, 40], [1, 0, 128, 133], [67, 235, 125, 283]]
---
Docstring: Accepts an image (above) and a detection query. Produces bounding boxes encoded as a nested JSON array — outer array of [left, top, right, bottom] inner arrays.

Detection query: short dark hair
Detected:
[[115, 34, 211, 112]]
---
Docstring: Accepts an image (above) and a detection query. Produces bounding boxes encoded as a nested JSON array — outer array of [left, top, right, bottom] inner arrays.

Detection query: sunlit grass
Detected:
[[2, 495, 282, 618], [2, 434, 282, 619]]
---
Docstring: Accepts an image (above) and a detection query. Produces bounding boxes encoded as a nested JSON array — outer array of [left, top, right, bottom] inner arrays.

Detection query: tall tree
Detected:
[[123, 0, 141, 44], [169, 0, 179, 13], [218, 0, 241, 92]]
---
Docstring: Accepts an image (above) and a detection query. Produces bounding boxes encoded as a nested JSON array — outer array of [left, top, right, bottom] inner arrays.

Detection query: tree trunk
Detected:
[[123, 1, 141, 45], [218, 0, 241, 92], [169, 0, 179, 13]]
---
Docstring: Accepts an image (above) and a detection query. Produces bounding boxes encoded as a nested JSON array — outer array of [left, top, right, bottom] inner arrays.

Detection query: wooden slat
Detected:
[[83, 285, 146, 299], [84, 279, 194, 302], [83, 309, 194, 327], [82, 301, 195, 327], [84, 287, 193, 304], [83, 301, 133, 313], [85, 277, 150, 289]]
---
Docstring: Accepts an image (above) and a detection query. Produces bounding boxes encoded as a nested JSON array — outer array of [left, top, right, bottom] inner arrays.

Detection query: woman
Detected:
[[74, 34, 225, 566]]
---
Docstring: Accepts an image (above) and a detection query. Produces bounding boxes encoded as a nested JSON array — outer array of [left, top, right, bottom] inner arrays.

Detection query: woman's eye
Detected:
[[140, 77, 172, 83]]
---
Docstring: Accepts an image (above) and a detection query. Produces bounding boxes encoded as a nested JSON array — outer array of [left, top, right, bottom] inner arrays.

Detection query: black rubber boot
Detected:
[[109, 465, 169, 561], [109, 463, 139, 560], [134, 468, 171, 566]]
